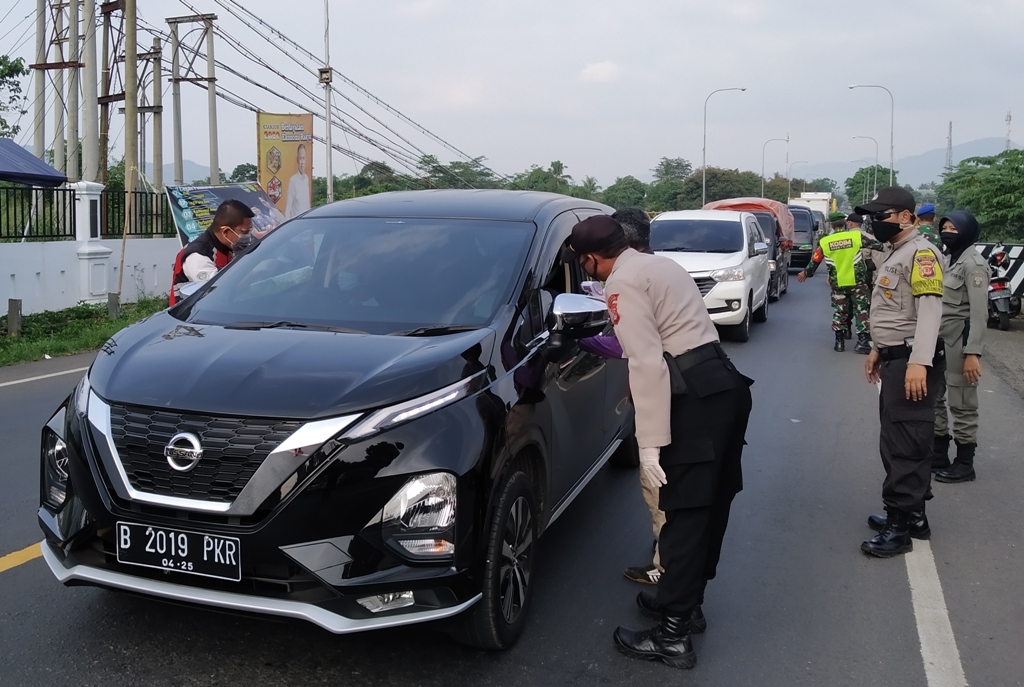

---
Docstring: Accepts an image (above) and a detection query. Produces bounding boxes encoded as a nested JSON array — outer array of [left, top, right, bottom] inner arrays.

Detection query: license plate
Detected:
[[115, 522, 241, 582]]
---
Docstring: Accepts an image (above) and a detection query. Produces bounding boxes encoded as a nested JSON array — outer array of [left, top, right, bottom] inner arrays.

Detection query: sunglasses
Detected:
[[870, 209, 901, 223]]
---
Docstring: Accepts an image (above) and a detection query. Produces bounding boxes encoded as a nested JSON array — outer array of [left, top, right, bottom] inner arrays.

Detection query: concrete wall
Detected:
[[0, 238, 179, 315]]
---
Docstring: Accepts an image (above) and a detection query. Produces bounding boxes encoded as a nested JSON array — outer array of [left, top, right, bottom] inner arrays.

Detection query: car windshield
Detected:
[[790, 210, 814, 241], [650, 219, 743, 253], [751, 212, 777, 240], [177, 217, 534, 335]]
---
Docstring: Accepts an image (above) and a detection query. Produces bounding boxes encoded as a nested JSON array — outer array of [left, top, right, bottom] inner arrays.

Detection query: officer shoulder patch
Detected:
[[607, 293, 621, 325], [910, 249, 943, 297], [973, 274, 985, 288]]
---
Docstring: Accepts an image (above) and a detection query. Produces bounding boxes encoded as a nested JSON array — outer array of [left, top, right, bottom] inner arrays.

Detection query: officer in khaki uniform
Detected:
[[561, 215, 753, 670], [932, 210, 990, 483], [857, 187, 946, 557]]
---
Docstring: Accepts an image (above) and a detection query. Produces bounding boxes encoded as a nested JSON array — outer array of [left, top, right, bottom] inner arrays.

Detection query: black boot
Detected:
[[844, 328, 853, 340], [861, 510, 913, 557], [614, 614, 697, 669], [867, 508, 930, 539], [834, 331, 846, 352], [854, 333, 871, 354], [636, 592, 707, 633], [936, 442, 976, 483], [930, 435, 952, 472]]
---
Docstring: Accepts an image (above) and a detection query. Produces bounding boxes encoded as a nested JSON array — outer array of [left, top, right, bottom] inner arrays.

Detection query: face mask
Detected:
[[230, 230, 253, 254], [940, 232, 959, 248], [871, 221, 902, 243]]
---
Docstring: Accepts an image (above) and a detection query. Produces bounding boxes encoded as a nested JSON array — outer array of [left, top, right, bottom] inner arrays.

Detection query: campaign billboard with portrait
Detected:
[[257, 112, 314, 219]]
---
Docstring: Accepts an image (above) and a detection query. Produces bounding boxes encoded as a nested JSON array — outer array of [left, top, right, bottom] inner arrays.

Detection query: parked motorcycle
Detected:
[[988, 250, 1021, 331]]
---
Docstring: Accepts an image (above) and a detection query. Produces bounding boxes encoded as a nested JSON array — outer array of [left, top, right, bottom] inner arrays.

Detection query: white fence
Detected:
[[0, 237, 178, 315]]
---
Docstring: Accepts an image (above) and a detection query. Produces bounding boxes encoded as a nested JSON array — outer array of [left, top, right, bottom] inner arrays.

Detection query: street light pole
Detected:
[[787, 160, 808, 201], [702, 86, 746, 206], [853, 135, 879, 197], [849, 85, 894, 185], [761, 136, 788, 198]]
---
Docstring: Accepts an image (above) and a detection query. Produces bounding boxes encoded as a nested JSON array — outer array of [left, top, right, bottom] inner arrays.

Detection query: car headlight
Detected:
[[42, 427, 70, 510], [368, 472, 456, 559], [710, 266, 744, 282], [73, 373, 90, 416], [768, 260, 777, 272], [346, 372, 486, 441]]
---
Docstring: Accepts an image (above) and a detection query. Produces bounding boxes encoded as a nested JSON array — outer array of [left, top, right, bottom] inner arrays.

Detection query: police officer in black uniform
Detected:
[[562, 215, 753, 669]]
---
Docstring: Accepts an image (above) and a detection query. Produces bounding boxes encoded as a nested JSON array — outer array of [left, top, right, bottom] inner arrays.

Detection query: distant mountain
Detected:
[[795, 137, 1019, 189], [142, 160, 211, 185]]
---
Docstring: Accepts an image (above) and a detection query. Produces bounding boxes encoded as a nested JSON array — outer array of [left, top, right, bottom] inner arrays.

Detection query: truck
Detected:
[[789, 192, 834, 238]]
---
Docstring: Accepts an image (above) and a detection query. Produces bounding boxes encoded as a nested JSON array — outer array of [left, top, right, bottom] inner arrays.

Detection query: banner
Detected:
[[257, 112, 314, 219], [165, 183, 285, 246]]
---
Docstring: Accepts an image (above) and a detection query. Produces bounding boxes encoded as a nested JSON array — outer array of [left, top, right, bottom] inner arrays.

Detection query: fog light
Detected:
[[397, 538, 454, 556], [47, 485, 67, 507], [357, 591, 415, 614], [729, 300, 741, 311]]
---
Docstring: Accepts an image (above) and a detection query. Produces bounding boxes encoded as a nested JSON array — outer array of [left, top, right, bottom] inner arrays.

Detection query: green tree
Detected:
[[190, 168, 225, 185], [676, 168, 762, 209], [106, 157, 125, 194], [568, 175, 601, 200], [651, 157, 693, 183], [647, 179, 684, 212], [936, 149, 1024, 242], [602, 175, 648, 209], [417, 154, 499, 189], [845, 165, 894, 207], [228, 163, 258, 183], [0, 55, 28, 137], [506, 162, 573, 194], [805, 178, 838, 194]]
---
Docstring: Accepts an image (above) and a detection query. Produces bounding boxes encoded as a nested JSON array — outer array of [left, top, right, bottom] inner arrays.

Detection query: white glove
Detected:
[[639, 447, 667, 487]]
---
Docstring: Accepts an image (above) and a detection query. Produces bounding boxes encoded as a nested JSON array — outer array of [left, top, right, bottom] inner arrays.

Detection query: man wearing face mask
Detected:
[[856, 187, 946, 557], [170, 199, 255, 304], [562, 215, 753, 669], [930, 211, 989, 483]]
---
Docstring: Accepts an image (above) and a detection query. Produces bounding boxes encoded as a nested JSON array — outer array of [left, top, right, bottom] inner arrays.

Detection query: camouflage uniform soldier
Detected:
[[915, 204, 942, 250], [798, 212, 884, 354]]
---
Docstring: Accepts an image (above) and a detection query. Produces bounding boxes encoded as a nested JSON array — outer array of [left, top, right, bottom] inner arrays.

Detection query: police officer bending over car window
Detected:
[[561, 215, 753, 670], [857, 187, 946, 557]]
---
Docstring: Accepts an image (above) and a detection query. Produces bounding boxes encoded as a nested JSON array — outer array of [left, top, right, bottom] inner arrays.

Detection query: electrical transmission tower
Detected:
[[1006, 111, 1012, 151], [945, 121, 953, 175], [167, 13, 219, 185]]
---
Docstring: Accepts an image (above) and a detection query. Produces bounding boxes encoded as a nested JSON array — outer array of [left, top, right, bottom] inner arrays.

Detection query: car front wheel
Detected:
[[753, 289, 769, 323], [730, 297, 752, 342], [452, 471, 538, 650]]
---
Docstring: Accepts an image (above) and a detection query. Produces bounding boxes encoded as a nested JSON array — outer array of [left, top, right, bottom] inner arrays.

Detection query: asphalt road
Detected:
[[1, 278, 1021, 686]]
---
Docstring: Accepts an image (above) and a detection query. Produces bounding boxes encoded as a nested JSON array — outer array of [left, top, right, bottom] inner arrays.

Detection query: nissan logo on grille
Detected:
[[164, 433, 204, 472]]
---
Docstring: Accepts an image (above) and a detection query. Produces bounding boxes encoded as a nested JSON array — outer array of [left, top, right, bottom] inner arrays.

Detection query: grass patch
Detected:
[[0, 297, 169, 367]]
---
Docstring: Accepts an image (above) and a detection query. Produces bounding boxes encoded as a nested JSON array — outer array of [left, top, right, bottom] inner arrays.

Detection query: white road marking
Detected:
[[0, 366, 89, 389], [905, 540, 968, 687]]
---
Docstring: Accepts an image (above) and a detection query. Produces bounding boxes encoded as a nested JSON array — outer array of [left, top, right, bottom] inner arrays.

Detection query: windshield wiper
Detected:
[[388, 324, 482, 336], [706, 249, 740, 253], [224, 320, 366, 334], [656, 246, 696, 252]]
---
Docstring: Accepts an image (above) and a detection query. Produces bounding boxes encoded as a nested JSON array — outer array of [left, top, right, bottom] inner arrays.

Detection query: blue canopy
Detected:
[[0, 137, 67, 187]]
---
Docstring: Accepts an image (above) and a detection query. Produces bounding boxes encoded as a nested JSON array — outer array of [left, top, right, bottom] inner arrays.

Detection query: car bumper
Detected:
[[702, 280, 748, 325], [791, 249, 813, 268], [41, 539, 480, 634]]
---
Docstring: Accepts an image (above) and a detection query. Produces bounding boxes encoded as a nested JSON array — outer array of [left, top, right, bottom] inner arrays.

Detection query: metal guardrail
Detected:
[[0, 186, 77, 242]]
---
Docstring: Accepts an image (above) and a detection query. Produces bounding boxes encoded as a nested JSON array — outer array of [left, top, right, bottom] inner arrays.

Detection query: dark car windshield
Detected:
[[751, 212, 778, 241], [789, 209, 814, 242], [178, 217, 534, 335], [650, 219, 744, 253]]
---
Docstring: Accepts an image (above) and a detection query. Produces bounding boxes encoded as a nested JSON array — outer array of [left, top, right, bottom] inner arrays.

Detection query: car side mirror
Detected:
[[551, 293, 610, 340], [754, 242, 769, 256], [176, 280, 206, 301]]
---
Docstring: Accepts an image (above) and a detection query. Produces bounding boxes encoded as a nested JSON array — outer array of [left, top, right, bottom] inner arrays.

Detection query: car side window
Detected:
[[746, 220, 759, 257]]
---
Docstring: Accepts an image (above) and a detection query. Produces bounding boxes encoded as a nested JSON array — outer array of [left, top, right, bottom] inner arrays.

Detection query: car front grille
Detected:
[[108, 404, 302, 503], [693, 277, 716, 296]]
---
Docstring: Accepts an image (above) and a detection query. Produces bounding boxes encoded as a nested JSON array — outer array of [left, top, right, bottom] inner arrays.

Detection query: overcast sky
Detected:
[[5, 0, 1022, 186]]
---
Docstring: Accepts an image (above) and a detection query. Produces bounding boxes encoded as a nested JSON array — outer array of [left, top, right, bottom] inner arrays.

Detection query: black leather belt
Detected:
[[878, 345, 911, 362], [670, 342, 725, 372]]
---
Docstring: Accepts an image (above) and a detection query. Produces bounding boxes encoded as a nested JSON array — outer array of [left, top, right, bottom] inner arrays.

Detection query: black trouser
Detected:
[[655, 356, 753, 617], [878, 356, 945, 512]]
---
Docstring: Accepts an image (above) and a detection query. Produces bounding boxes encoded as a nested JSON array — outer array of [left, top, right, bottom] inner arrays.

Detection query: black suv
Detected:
[[38, 190, 635, 650], [787, 205, 817, 270]]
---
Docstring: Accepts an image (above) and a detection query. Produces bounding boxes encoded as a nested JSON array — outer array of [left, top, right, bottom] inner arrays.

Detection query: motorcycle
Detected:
[[987, 250, 1021, 331]]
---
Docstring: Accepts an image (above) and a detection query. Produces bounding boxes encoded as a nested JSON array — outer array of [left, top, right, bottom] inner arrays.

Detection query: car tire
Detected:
[[768, 274, 780, 302], [609, 421, 639, 469], [753, 290, 768, 323], [730, 300, 751, 342], [452, 471, 538, 650], [780, 267, 789, 295]]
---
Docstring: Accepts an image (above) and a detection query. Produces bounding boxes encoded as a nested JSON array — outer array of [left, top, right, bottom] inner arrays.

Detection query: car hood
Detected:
[[89, 312, 495, 419], [654, 251, 743, 275]]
